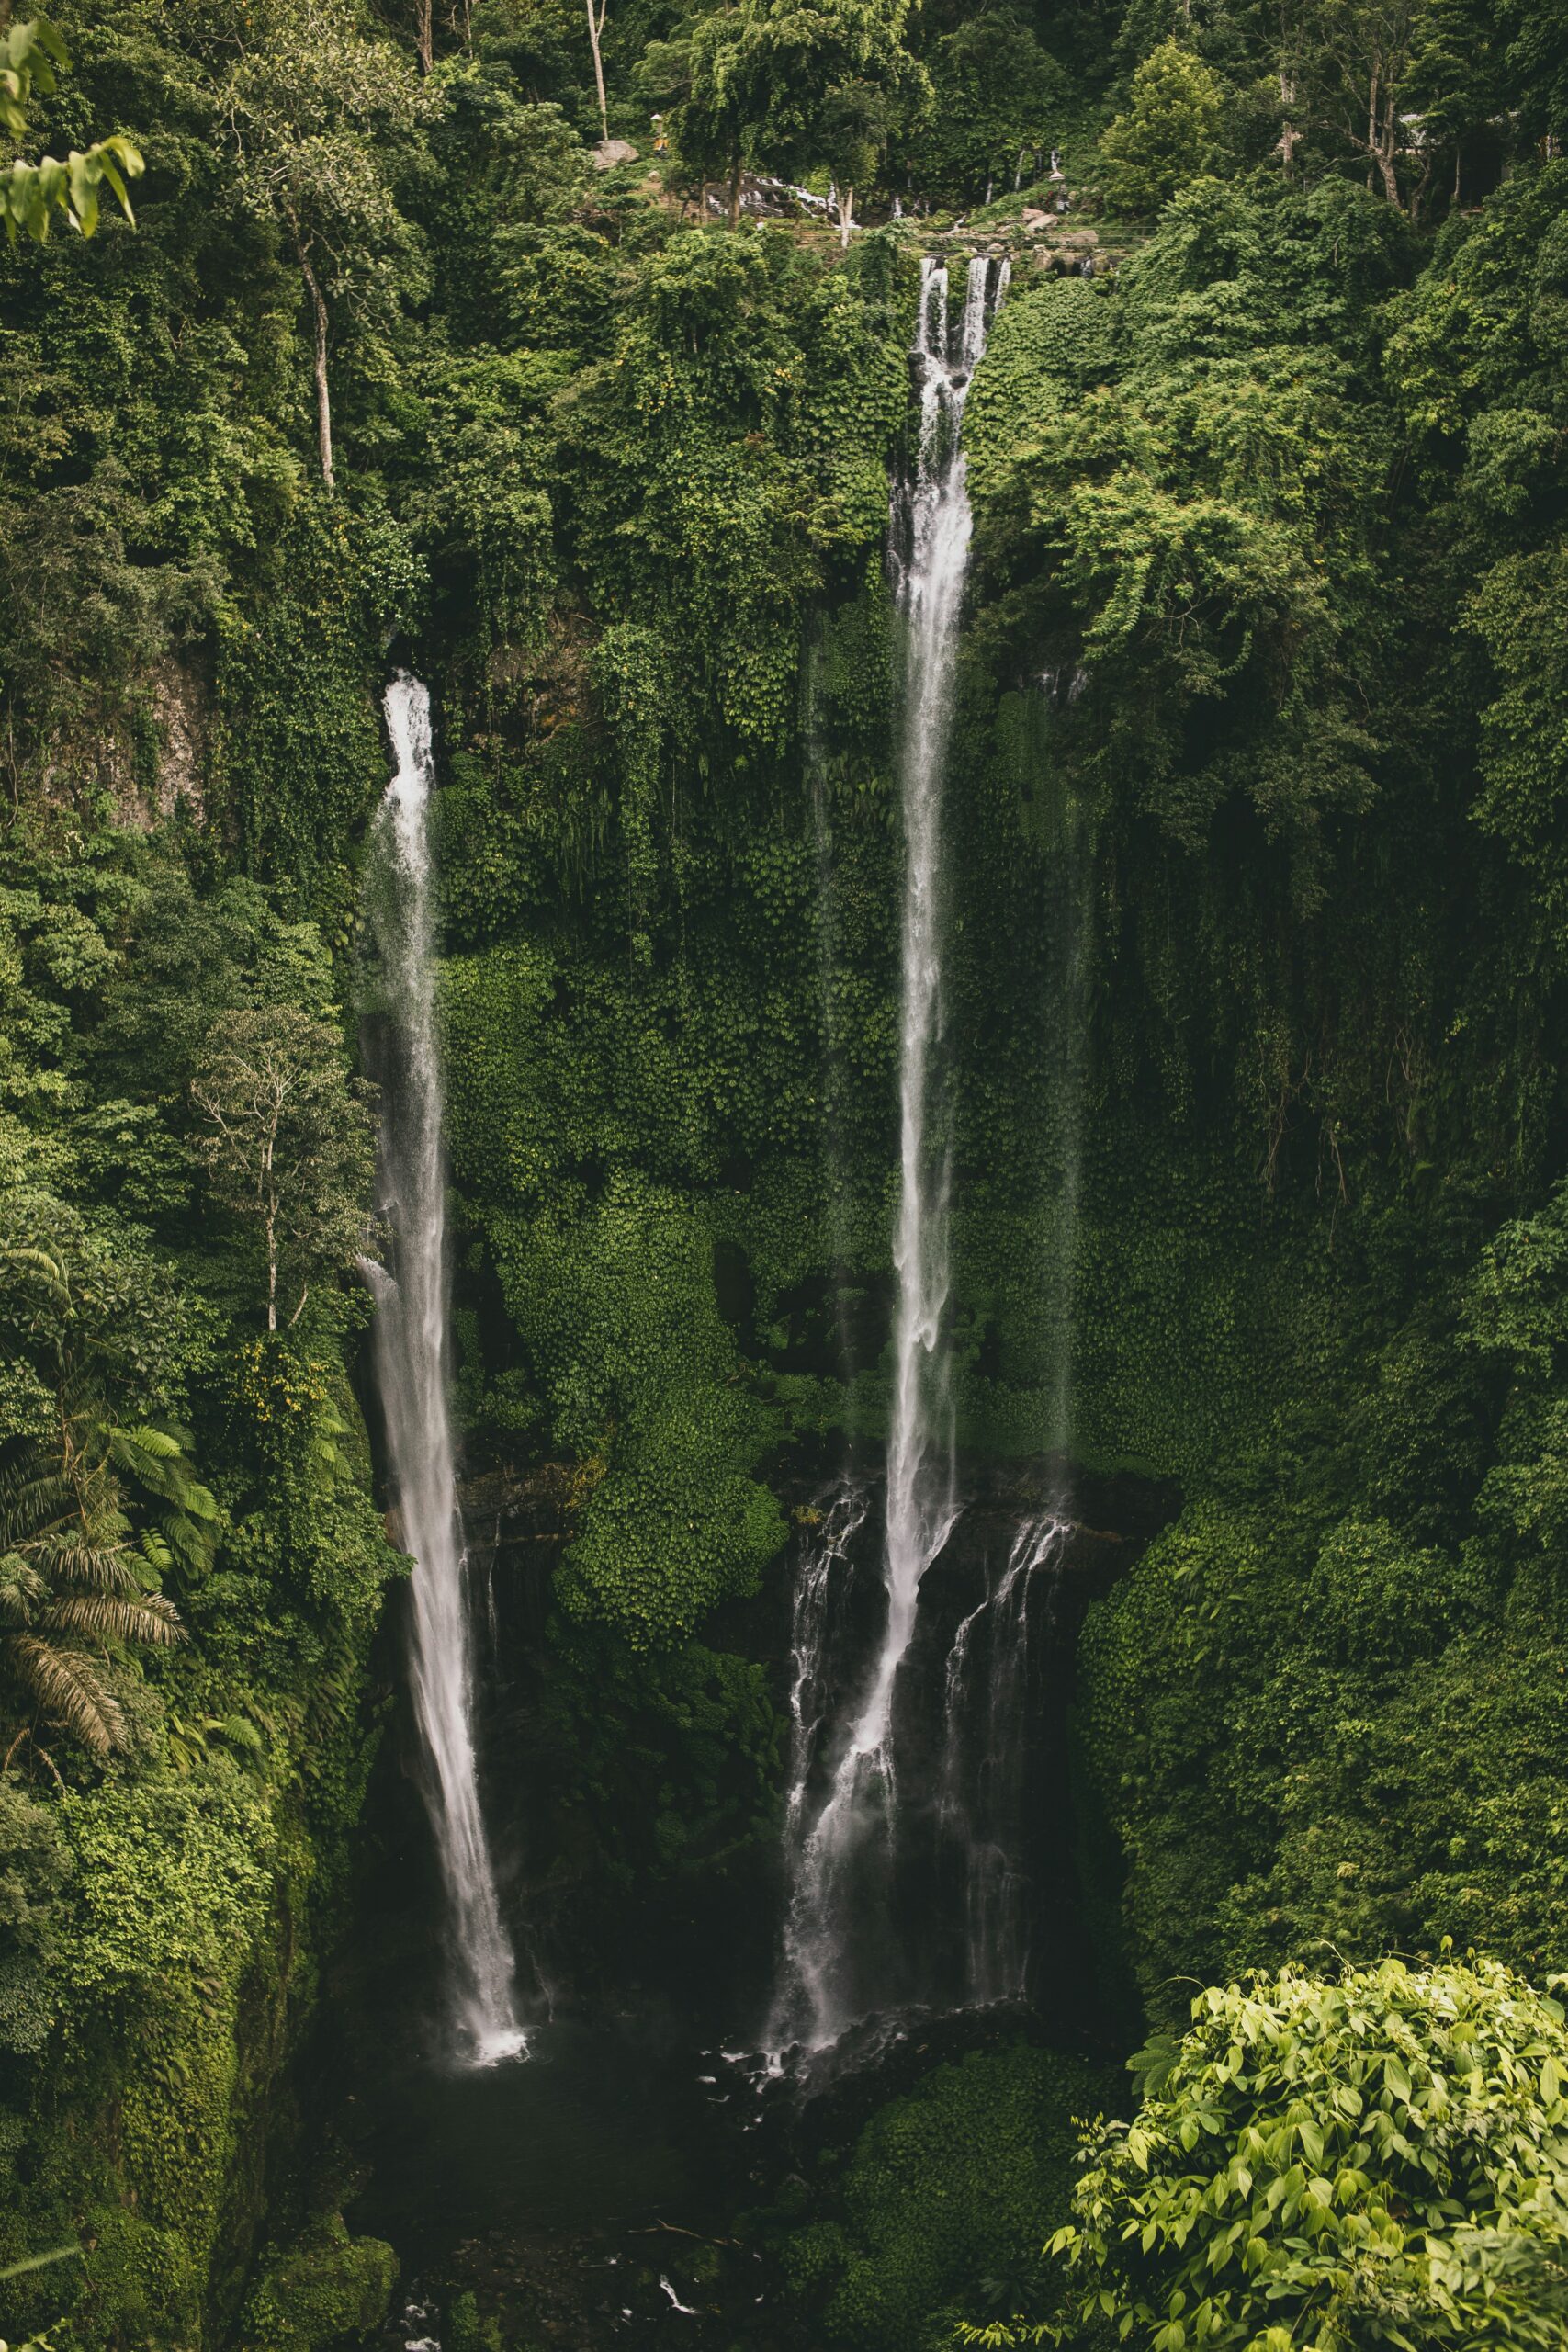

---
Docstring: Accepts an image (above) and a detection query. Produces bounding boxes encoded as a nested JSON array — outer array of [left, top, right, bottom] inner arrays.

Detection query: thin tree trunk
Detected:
[[1367, 60, 1380, 165], [416, 0, 433, 73], [1378, 85, 1400, 204], [1279, 71, 1299, 176], [728, 150, 742, 230], [585, 0, 608, 141], [299, 252, 334, 491], [839, 182, 854, 249]]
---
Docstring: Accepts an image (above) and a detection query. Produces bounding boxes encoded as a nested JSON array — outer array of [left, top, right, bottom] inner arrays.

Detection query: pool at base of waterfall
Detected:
[[344, 2016, 774, 2350], [347, 2014, 913, 2349], [338, 1991, 1058, 2351]]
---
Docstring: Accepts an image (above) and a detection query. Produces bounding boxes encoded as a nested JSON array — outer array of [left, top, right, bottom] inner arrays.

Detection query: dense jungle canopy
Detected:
[[5, 0, 1568, 2346]]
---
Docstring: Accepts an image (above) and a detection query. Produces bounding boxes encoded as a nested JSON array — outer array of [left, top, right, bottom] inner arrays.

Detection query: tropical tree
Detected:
[[223, 0, 420, 489], [0, 15, 142, 246], [664, 6, 756, 227], [737, 0, 929, 244], [190, 1004, 376, 1334], [0, 1211, 214, 1760], [964, 1956, 1568, 2348], [1098, 38, 1224, 218], [667, 0, 926, 233], [1309, 0, 1424, 207], [585, 0, 610, 141]]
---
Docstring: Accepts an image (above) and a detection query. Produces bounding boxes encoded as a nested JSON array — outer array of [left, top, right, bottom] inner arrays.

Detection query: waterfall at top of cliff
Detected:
[[364, 673, 526, 2069], [768, 257, 1004, 2056]]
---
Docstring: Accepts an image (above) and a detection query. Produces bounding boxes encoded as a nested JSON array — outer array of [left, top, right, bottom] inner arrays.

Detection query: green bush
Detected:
[[998, 1958, 1568, 2352], [237, 2216, 397, 2352], [784, 2044, 1117, 2347]]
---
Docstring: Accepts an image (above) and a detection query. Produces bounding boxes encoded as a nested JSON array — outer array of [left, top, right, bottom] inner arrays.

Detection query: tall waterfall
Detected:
[[939, 1511, 1066, 2005], [770, 257, 1004, 2053], [364, 674, 526, 2068]]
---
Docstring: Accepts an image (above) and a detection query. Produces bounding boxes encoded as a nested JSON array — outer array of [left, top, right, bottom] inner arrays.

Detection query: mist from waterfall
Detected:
[[769, 256, 1004, 2055], [363, 673, 526, 2068]]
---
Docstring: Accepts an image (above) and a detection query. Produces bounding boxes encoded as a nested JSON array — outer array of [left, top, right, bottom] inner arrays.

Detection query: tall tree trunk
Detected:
[[728, 149, 742, 230], [1378, 85, 1400, 204], [299, 253, 334, 492], [1367, 59, 1380, 165], [1279, 72, 1299, 176], [416, 0, 433, 73], [585, 0, 608, 141], [839, 182, 854, 249]]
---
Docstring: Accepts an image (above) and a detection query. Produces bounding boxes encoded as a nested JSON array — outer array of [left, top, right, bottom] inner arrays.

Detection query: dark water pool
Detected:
[[339, 2007, 795, 2350], [345, 2017, 750, 2256]]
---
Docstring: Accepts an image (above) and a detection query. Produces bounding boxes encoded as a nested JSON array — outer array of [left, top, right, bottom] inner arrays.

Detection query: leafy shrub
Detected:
[[237, 2216, 397, 2352], [992, 1958, 1568, 2351], [784, 2043, 1116, 2347]]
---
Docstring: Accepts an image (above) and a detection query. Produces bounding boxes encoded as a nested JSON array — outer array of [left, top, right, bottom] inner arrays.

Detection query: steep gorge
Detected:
[[5, 4, 1568, 2346]]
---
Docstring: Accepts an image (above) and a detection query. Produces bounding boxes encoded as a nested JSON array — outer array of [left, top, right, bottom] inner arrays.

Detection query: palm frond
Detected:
[[0, 1464, 73, 1547], [48, 1592, 183, 1646], [12, 1635, 123, 1756], [0, 1552, 46, 1625], [111, 1425, 183, 1465], [30, 1532, 144, 1597]]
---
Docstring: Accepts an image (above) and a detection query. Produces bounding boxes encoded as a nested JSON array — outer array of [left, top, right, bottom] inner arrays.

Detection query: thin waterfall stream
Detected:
[[770, 256, 1005, 2055], [363, 673, 526, 2068]]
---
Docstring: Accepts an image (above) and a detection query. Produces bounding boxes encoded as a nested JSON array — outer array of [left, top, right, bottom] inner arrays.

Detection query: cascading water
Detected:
[[768, 1480, 873, 2051], [363, 673, 526, 2068], [769, 257, 1004, 2054], [939, 1512, 1067, 2006]]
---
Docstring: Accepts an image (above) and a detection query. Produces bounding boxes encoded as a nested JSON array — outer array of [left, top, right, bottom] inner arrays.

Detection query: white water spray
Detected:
[[770, 258, 1004, 2053], [364, 674, 526, 2068]]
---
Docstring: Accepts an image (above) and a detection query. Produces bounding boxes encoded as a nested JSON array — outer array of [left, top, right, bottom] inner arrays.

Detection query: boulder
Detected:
[[591, 138, 639, 170]]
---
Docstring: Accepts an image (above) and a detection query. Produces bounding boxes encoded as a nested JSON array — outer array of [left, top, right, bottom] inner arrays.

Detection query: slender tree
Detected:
[[191, 1005, 376, 1334], [586, 0, 610, 141], [225, 0, 418, 490]]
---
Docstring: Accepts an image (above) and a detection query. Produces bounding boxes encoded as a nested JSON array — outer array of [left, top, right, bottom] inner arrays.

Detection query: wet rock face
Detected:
[[436, 1449, 1176, 2046], [753, 1453, 1178, 2048]]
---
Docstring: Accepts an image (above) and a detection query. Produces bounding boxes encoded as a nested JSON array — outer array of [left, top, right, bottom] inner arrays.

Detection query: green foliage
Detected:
[[1098, 40, 1223, 220], [484, 1170, 786, 1644], [782, 2043, 1118, 2348], [1077, 1180, 1568, 2007], [1, 17, 142, 245], [1008, 1958, 1568, 2352], [237, 2216, 397, 2352], [968, 179, 1405, 877], [189, 1001, 377, 1337], [212, 498, 423, 910], [539, 1626, 781, 1876], [884, 7, 1070, 209], [5, 4, 1568, 2345]]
